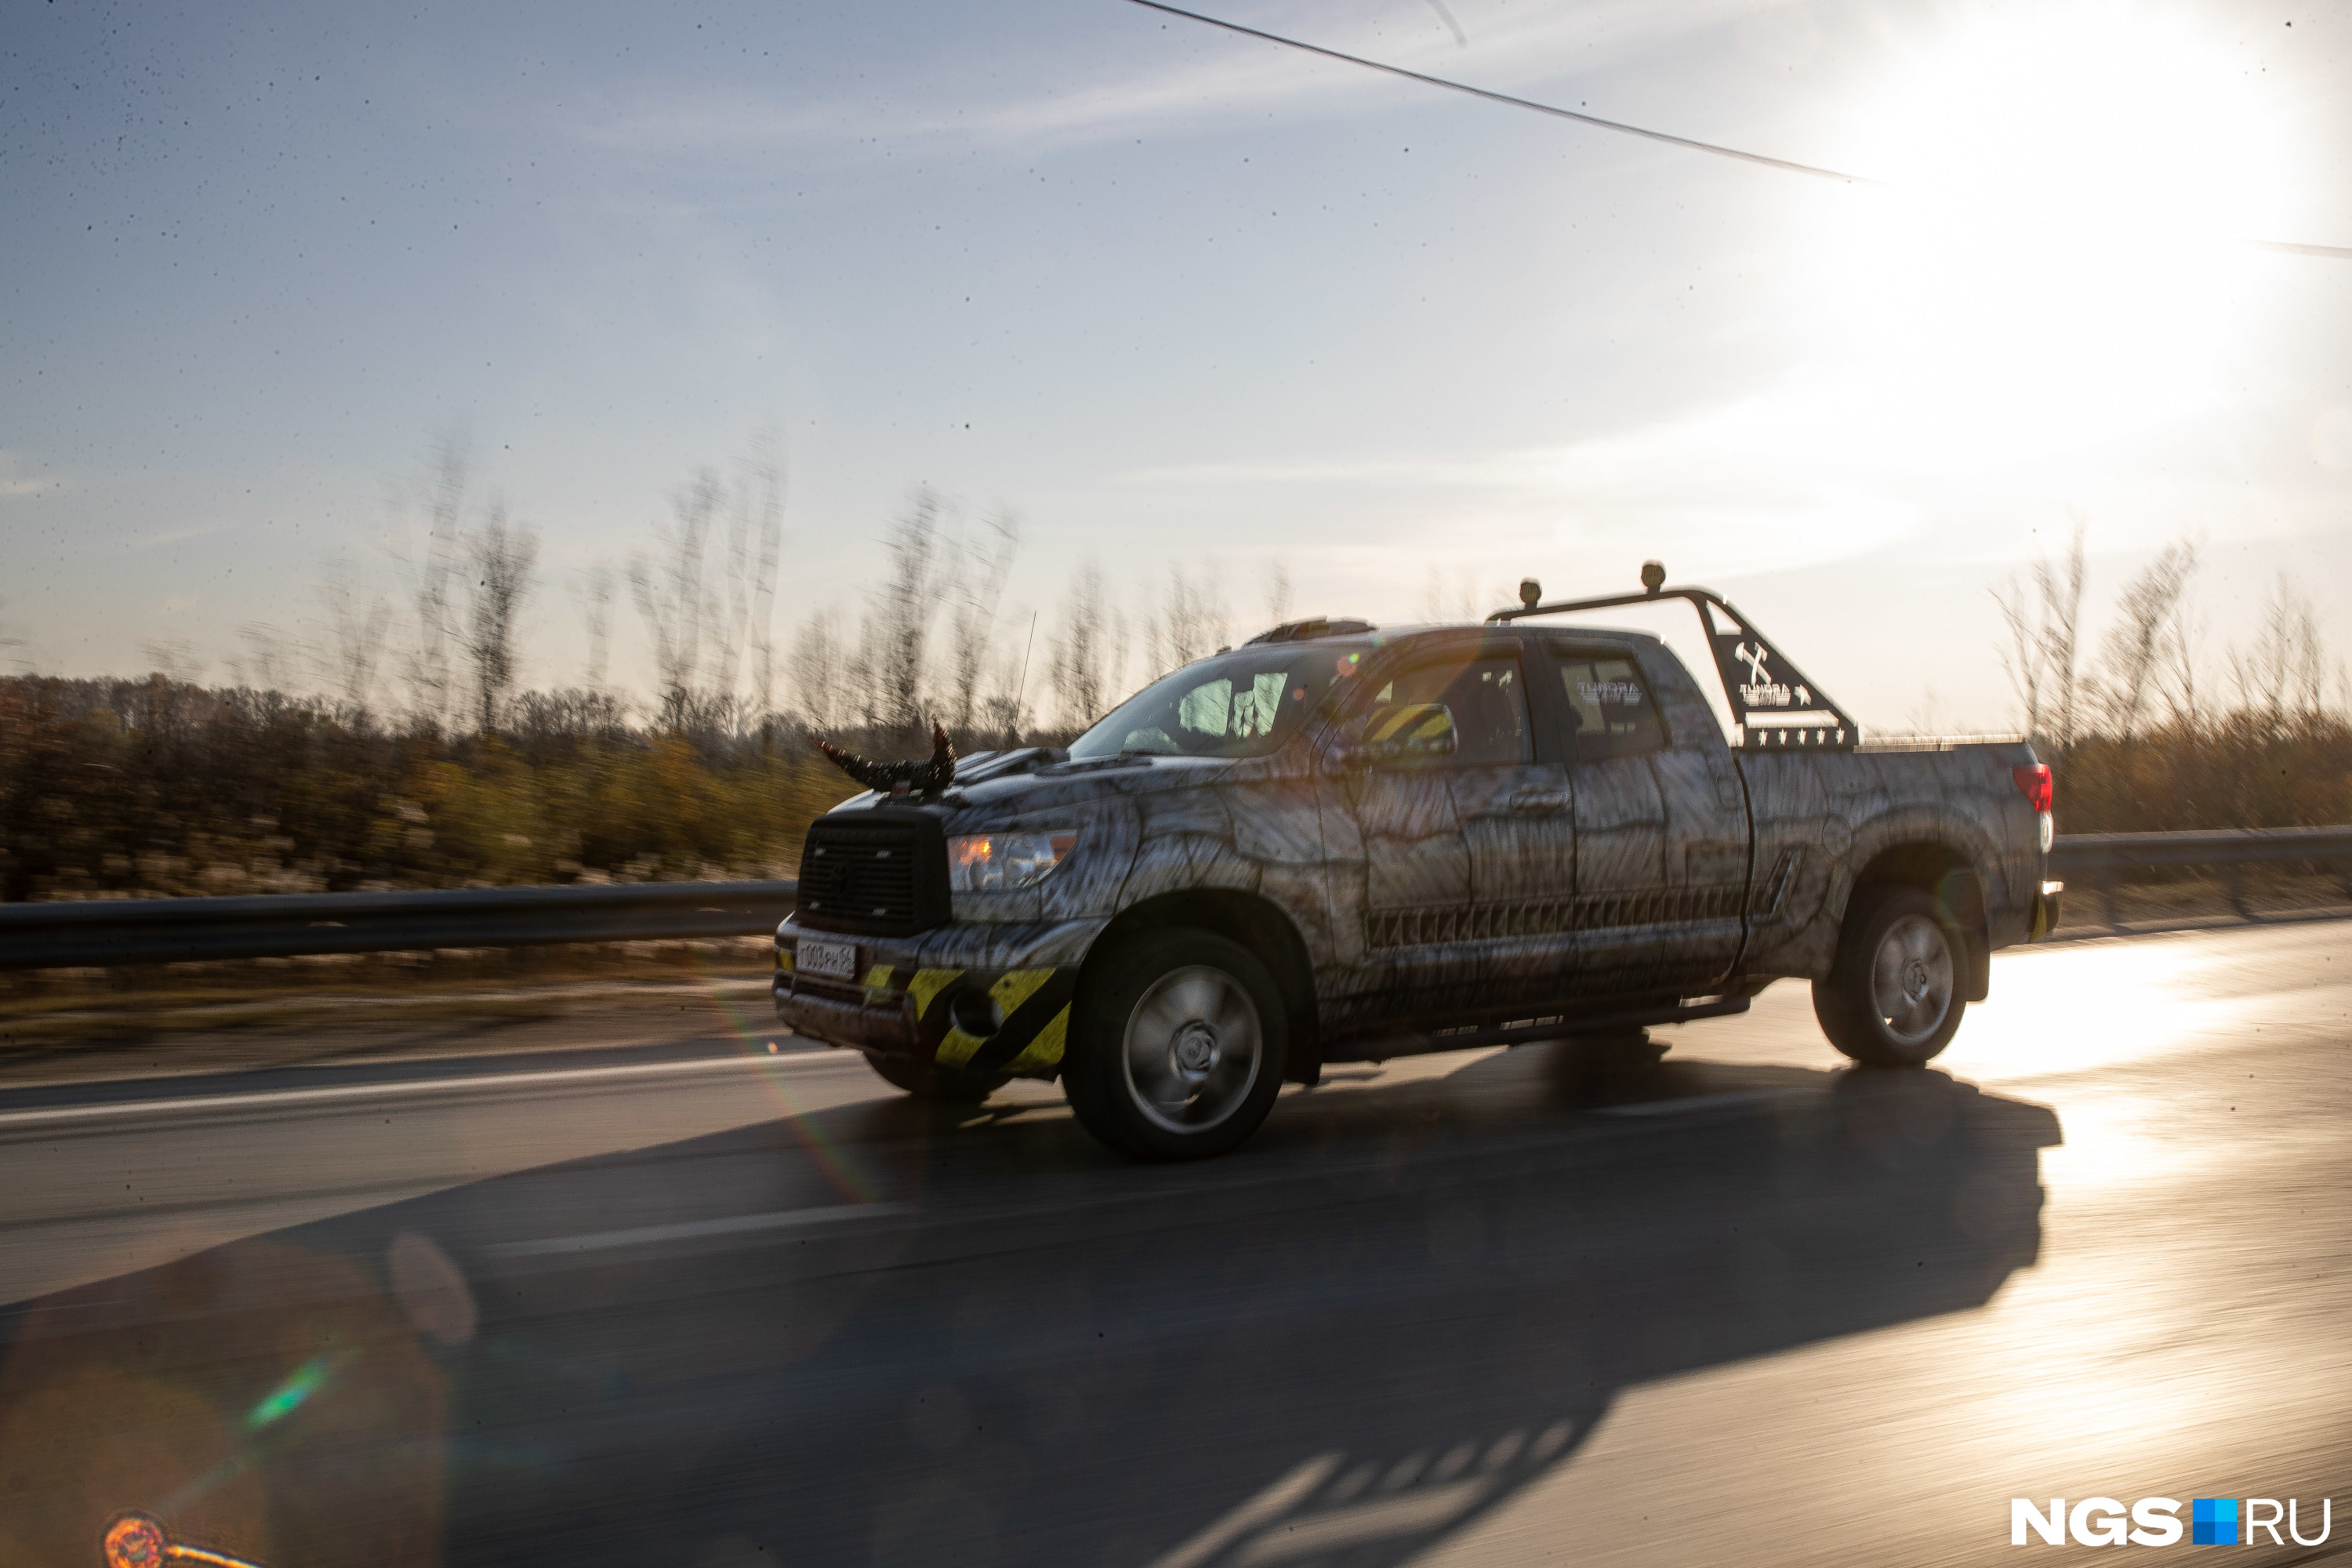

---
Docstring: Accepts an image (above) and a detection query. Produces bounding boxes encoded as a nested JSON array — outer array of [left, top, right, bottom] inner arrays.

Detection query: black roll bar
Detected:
[[1490, 579, 1859, 750]]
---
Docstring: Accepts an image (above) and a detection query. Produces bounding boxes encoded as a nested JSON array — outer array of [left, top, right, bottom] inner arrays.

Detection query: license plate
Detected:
[[796, 937, 859, 981]]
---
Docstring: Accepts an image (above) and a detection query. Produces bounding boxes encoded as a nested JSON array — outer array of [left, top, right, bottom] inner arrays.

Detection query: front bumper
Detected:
[[772, 918, 1098, 1080]]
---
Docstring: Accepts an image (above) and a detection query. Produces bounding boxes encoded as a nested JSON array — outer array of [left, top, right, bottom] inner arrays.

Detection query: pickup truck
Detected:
[[773, 568, 2062, 1160]]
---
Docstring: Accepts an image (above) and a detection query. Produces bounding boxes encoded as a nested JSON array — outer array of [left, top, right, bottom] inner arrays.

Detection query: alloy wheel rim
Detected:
[[1121, 964, 1263, 1134], [1870, 913, 1955, 1047]]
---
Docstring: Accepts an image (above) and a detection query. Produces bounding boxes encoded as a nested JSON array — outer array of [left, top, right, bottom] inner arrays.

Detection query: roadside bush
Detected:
[[6, 670, 2347, 905], [0, 676, 858, 901], [2050, 712, 2352, 834]]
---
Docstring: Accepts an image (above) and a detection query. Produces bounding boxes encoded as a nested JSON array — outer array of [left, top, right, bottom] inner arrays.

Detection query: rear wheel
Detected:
[[1813, 885, 1966, 1067], [1064, 931, 1288, 1160], [861, 1050, 1005, 1103]]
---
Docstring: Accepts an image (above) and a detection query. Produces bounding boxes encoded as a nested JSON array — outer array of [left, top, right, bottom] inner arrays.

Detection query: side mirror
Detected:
[[1321, 740, 1367, 776]]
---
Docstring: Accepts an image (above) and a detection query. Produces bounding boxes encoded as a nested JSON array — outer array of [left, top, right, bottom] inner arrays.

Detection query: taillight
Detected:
[[2013, 763, 2053, 815]]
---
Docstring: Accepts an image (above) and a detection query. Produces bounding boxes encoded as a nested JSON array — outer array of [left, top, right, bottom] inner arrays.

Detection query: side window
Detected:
[[1555, 652, 1666, 761], [1168, 671, 1287, 746], [1359, 655, 1530, 767]]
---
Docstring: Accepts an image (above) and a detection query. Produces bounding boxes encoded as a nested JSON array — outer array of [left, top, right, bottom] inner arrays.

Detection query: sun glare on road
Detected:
[[1962, 938, 2211, 1080], [1799, 2, 2292, 455]]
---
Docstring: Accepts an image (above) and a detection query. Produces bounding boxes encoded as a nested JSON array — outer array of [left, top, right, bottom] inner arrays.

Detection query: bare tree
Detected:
[[710, 437, 786, 729], [1992, 523, 2086, 746], [944, 509, 1021, 735], [2159, 585, 2205, 734], [1266, 559, 1294, 628], [1050, 562, 1110, 731], [574, 564, 616, 693], [318, 558, 391, 713], [2039, 524, 2088, 750], [873, 490, 946, 738], [2230, 575, 2327, 728], [983, 622, 1036, 746], [1106, 594, 1134, 704], [632, 470, 720, 732], [1903, 685, 1953, 739], [461, 499, 539, 733], [789, 610, 848, 733], [745, 438, 785, 721], [617, 436, 787, 735], [2295, 596, 2328, 715], [401, 432, 469, 728], [1146, 564, 1229, 679], [140, 638, 205, 684], [1991, 574, 2046, 739], [228, 622, 303, 693], [1421, 566, 1488, 622], [2091, 540, 2196, 741]]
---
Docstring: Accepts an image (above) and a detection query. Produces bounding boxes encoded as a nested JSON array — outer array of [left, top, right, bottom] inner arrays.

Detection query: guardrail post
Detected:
[[2222, 861, 2247, 918], [2098, 865, 2119, 929]]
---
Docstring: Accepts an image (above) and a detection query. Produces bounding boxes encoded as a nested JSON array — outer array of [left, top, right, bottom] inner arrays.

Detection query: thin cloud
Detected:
[[554, 0, 1811, 162], [127, 522, 233, 551]]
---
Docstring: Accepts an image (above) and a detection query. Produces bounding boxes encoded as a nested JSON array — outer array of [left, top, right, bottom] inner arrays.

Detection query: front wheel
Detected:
[[1813, 885, 1966, 1067], [1063, 931, 1288, 1160], [861, 1050, 1006, 1103]]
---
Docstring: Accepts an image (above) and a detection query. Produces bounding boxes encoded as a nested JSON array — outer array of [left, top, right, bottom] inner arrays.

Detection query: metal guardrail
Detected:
[[0, 880, 798, 970], [0, 826, 2347, 969], [2050, 826, 2352, 927]]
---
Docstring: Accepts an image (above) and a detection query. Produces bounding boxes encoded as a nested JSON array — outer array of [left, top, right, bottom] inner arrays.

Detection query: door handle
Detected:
[[1508, 789, 1570, 813]]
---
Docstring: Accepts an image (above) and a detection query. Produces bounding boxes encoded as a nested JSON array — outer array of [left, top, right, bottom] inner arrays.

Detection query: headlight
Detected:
[[948, 830, 1080, 893]]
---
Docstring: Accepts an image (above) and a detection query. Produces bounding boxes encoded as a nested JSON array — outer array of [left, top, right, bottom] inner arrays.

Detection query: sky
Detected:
[[3, 0, 2349, 733]]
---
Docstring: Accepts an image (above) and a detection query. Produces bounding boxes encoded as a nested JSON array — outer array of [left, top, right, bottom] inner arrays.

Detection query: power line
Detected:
[[1125, 0, 2352, 260], [1123, 0, 1875, 184]]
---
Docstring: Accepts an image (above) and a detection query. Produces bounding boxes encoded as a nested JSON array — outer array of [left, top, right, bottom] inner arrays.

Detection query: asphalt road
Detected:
[[2, 920, 2348, 1568]]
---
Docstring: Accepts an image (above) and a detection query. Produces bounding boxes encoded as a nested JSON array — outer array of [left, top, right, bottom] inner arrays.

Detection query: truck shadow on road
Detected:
[[0, 1051, 2061, 1568]]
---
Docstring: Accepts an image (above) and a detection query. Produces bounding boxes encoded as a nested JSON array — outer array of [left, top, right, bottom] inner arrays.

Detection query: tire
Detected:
[[1063, 930, 1289, 1160], [1812, 884, 1967, 1067], [862, 1050, 1006, 1104]]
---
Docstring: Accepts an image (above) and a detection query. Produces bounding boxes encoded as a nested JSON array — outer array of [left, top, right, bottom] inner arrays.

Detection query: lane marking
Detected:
[[485, 1201, 913, 1258], [0, 1050, 863, 1131]]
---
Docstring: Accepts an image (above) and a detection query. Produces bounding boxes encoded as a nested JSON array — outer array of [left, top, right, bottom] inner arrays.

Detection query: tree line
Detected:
[[1990, 528, 2351, 832], [0, 429, 1298, 902], [179, 427, 1287, 758], [6, 423, 2346, 905]]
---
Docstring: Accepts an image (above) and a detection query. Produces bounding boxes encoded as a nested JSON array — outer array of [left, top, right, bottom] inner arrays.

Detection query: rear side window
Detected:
[[1555, 652, 1666, 761]]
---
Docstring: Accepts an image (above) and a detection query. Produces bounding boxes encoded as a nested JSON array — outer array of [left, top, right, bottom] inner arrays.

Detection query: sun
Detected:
[[1795, 2, 2294, 457]]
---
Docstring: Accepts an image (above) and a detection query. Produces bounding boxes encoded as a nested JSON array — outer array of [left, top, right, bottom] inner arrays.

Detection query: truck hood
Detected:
[[823, 748, 1240, 823]]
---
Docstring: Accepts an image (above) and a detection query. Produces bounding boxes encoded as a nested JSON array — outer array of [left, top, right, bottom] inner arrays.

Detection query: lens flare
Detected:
[[244, 1348, 352, 1432], [684, 946, 884, 1206], [103, 1512, 270, 1568]]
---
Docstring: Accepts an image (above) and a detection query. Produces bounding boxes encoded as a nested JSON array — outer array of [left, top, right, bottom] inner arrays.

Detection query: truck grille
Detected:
[[795, 809, 949, 936]]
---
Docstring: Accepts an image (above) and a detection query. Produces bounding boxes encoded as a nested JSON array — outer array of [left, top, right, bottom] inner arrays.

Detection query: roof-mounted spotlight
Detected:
[[1641, 561, 1666, 594]]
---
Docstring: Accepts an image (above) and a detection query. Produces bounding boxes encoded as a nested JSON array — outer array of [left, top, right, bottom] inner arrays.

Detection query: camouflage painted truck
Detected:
[[773, 568, 2063, 1160]]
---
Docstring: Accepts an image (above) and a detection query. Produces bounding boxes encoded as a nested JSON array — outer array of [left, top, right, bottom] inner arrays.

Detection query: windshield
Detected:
[[1066, 646, 1353, 760]]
